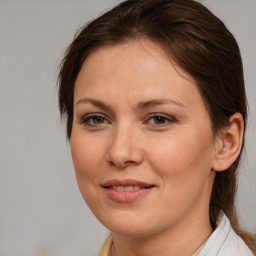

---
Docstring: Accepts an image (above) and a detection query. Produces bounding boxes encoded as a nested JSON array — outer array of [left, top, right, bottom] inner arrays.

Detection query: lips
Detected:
[[110, 185, 141, 191], [101, 179, 155, 203], [101, 179, 155, 190]]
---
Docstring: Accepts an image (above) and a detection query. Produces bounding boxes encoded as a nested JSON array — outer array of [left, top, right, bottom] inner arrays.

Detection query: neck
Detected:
[[111, 208, 212, 256]]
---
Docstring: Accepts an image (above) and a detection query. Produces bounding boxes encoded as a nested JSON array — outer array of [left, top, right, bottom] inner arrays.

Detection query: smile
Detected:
[[110, 185, 141, 191], [109, 185, 156, 192], [101, 179, 155, 203]]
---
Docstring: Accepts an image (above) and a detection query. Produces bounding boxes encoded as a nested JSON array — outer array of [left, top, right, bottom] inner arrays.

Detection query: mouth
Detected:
[[101, 179, 156, 191], [105, 185, 155, 192], [101, 179, 155, 203]]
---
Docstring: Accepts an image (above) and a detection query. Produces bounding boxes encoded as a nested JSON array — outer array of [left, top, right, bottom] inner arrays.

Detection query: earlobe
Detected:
[[212, 113, 244, 172]]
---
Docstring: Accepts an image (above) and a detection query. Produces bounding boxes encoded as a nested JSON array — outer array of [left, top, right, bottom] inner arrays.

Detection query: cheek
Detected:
[[147, 130, 214, 182], [70, 131, 108, 209], [70, 131, 105, 183], [146, 132, 215, 217]]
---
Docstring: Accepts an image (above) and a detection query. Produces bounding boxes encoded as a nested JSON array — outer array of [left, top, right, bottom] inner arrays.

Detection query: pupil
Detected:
[[155, 116, 165, 124], [94, 116, 103, 123]]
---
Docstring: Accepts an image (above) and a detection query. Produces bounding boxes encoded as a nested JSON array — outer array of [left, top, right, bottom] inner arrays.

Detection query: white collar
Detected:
[[198, 211, 253, 256]]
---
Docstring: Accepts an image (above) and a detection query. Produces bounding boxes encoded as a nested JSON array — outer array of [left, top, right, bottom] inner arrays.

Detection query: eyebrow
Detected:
[[136, 99, 185, 109], [76, 98, 112, 112], [75, 98, 185, 111]]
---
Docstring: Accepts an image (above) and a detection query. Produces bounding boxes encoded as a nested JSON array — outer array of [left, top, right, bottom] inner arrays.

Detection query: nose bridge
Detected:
[[107, 120, 143, 168]]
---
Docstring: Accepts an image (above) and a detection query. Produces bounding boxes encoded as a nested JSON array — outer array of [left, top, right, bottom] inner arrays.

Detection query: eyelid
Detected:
[[80, 112, 110, 125], [144, 113, 176, 125], [79, 112, 176, 127]]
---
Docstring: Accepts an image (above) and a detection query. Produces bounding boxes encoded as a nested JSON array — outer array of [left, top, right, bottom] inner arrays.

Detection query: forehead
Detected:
[[79, 40, 193, 81], [75, 40, 197, 96]]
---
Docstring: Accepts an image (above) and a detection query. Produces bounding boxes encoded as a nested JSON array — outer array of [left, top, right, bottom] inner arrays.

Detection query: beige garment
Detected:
[[98, 235, 112, 256]]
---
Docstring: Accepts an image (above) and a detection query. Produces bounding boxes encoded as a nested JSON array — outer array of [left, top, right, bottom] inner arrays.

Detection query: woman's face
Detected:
[[71, 40, 218, 237]]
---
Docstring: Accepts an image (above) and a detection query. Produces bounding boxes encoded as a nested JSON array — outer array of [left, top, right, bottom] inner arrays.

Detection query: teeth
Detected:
[[111, 185, 143, 191], [125, 186, 133, 192], [116, 186, 125, 192], [133, 185, 140, 191]]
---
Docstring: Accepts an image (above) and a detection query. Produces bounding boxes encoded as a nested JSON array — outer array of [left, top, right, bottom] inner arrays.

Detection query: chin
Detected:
[[97, 210, 159, 237]]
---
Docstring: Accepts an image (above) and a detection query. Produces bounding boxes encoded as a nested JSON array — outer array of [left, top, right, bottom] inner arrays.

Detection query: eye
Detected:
[[80, 114, 109, 126], [146, 113, 175, 126], [152, 116, 169, 124]]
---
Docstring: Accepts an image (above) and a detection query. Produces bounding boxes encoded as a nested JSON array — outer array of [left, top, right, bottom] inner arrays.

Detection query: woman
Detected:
[[58, 0, 256, 255]]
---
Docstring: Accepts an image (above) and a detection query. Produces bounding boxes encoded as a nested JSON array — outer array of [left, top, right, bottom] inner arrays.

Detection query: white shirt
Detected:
[[99, 211, 254, 256], [199, 211, 254, 256]]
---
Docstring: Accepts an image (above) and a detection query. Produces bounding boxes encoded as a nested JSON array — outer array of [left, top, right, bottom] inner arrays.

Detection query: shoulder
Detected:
[[218, 226, 254, 256], [199, 211, 254, 256]]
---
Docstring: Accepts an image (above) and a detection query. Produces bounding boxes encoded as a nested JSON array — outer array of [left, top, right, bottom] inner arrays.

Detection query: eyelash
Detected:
[[80, 113, 109, 126], [80, 113, 176, 128], [145, 113, 176, 126]]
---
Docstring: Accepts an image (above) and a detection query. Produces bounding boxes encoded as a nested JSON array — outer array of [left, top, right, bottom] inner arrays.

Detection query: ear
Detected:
[[212, 113, 244, 172]]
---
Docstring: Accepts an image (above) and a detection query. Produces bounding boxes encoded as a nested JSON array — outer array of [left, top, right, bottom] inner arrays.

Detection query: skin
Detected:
[[70, 40, 242, 256]]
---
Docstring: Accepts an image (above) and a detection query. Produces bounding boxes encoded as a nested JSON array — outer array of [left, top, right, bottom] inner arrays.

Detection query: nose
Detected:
[[107, 124, 144, 169]]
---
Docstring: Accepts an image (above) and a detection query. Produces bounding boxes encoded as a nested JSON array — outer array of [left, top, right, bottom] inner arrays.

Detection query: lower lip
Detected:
[[103, 187, 154, 203]]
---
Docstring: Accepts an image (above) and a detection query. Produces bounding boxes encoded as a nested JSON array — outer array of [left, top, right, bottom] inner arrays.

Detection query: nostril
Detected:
[[106, 136, 144, 168], [124, 160, 136, 165], [110, 160, 133, 169]]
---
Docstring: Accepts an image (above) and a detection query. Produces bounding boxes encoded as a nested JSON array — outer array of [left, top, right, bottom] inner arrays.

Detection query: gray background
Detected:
[[0, 0, 255, 256]]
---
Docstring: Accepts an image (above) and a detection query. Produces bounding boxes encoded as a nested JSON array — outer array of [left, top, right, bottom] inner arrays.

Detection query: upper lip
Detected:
[[101, 179, 155, 188]]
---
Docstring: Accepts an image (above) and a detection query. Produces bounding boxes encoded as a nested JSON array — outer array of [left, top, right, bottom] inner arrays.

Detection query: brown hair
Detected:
[[58, 0, 256, 252]]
